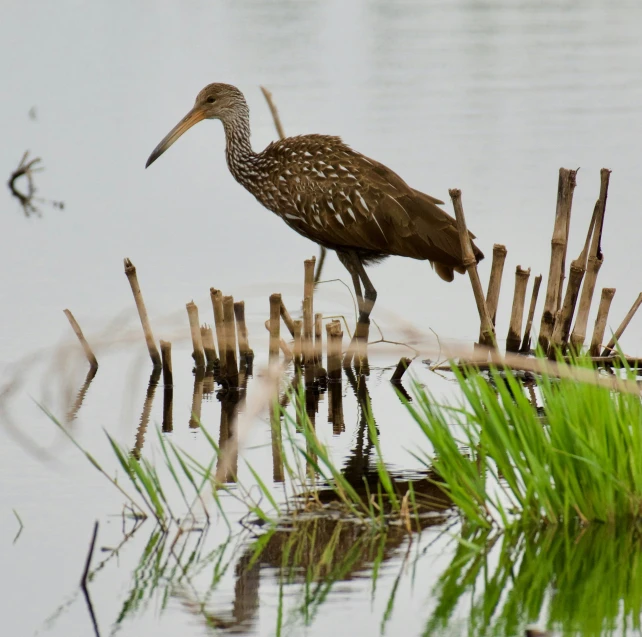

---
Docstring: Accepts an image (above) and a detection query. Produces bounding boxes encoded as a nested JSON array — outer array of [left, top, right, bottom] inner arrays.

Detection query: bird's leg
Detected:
[[338, 251, 376, 369]]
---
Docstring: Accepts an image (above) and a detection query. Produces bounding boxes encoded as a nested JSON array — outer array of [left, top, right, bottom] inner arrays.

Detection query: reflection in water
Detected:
[[426, 523, 642, 636], [65, 365, 98, 424], [131, 367, 161, 459], [188, 368, 205, 430]]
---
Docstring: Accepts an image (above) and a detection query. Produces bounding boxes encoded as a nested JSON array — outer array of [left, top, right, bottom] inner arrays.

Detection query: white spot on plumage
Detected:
[[284, 213, 300, 221], [346, 207, 356, 222], [335, 213, 345, 226], [327, 200, 336, 212]]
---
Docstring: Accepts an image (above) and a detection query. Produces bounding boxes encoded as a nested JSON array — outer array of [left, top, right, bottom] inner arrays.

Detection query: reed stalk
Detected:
[[602, 292, 642, 356], [302, 296, 313, 365], [506, 266, 531, 352], [210, 288, 227, 375], [160, 340, 173, 387], [571, 169, 611, 349], [280, 300, 295, 337], [269, 293, 282, 363], [124, 258, 161, 368], [550, 194, 601, 355], [293, 319, 303, 368], [223, 295, 239, 382], [314, 312, 323, 366], [449, 189, 495, 348], [589, 288, 616, 357], [186, 301, 206, 369], [63, 309, 98, 370], [233, 301, 253, 359], [326, 320, 343, 381], [200, 325, 218, 367], [520, 274, 542, 353], [485, 244, 508, 327], [303, 257, 316, 363], [391, 357, 412, 382], [538, 169, 578, 351]]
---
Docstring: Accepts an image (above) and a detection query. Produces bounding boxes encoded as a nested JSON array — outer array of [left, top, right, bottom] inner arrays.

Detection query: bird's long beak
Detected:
[[145, 107, 206, 168]]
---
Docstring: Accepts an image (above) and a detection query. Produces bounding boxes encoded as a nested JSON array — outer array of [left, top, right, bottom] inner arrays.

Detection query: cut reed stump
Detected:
[[279, 300, 295, 337], [264, 319, 293, 360], [124, 258, 161, 368], [391, 357, 412, 382], [506, 266, 531, 352], [269, 293, 282, 363], [200, 325, 218, 368], [520, 274, 542, 353], [186, 301, 206, 369], [223, 295, 239, 382], [63, 309, 98, 370], [550, 187, 605, 356], [293, 319, 303, 368], [210, 288, 227, 375], [160, 339, 173, 389], [602, 292, 642, 356], [449, 189, 495, 348], [538, 169, 578, 352], [233, 301, 253, 360], [485, 244, 508, 327], [314, 312, 323, 367], [589, 288, 616, 357], [570, 168, 611, 350], [326, 320, 343, 381]]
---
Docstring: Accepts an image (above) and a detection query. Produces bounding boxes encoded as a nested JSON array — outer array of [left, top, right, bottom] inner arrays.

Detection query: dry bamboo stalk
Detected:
[[186, 301, 206, 369], [538, 169, 578, 352], [124, 258, 161, 368], [63, 309, 98, 370], [302, 296, 313, 364], [520, 274, 542, 353], [269, 293, 281, 362], [200, 325, 217, 367], [222, 295, 239, 380], [233, 301, 253, 358], [549, 199, 599, 355], [391, 357, 412, 382], [260, 86, 286, 140], [314, 312, 323, 365], [506, 266, 531, 352], [264, 320, 293, 360], [160, 340, 173, 387], [210, 288, 227, 374], [589, 288, 616, 356], [449, 189, 495, 347], [571, 169, 611, 349], [485, 244, 508, 327], [326, 321, 343, 381], [602, 292, 642, 356], [293, 319, 303, 368], [279, 301, 295, 337]]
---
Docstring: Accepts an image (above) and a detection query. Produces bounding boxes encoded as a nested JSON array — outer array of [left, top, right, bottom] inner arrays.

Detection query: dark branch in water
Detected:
[[7, 151, 64, 217], [80, 520, 101, 637]]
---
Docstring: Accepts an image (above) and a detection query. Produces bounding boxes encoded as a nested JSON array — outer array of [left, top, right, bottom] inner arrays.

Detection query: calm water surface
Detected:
[[2, 1, 642, 635]]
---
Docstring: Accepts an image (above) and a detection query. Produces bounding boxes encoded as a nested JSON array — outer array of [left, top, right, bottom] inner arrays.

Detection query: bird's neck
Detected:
[[222, 111, 258, 186]]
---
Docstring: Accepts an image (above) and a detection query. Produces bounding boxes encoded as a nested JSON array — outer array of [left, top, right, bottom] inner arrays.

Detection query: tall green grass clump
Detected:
[[407, 359, 642, 527]]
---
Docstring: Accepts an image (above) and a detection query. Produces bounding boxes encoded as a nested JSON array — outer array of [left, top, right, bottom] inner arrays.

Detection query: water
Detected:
[[2, 1, 642, 635]]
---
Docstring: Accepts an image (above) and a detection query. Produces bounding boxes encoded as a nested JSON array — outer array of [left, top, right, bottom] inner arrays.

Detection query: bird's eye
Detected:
[[206, 97, 216, 104]]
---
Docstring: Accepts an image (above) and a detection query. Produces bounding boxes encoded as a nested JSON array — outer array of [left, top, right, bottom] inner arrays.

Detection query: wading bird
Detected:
[[146, 83, 484, 353]]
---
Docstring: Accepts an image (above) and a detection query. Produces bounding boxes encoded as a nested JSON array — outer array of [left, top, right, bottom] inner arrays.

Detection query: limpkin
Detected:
[[146, 83, 484, 353]]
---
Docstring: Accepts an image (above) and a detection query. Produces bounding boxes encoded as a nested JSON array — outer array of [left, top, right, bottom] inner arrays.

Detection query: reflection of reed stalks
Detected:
[[66, 365, 97, 424], [132, 367, 161, 458]]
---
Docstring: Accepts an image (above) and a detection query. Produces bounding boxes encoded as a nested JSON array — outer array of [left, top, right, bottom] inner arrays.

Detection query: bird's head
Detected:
[[146, 83, 247, 168]]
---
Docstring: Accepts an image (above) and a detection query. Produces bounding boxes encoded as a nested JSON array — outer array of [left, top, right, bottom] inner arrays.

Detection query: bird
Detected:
[[146, 83, 484, 354]]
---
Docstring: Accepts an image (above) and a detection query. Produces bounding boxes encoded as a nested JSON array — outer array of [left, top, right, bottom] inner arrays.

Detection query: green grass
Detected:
[[406, 356, 642, 527]]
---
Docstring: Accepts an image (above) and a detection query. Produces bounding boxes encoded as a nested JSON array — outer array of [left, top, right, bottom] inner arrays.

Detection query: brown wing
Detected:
[[260, 135, 483, 278]]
